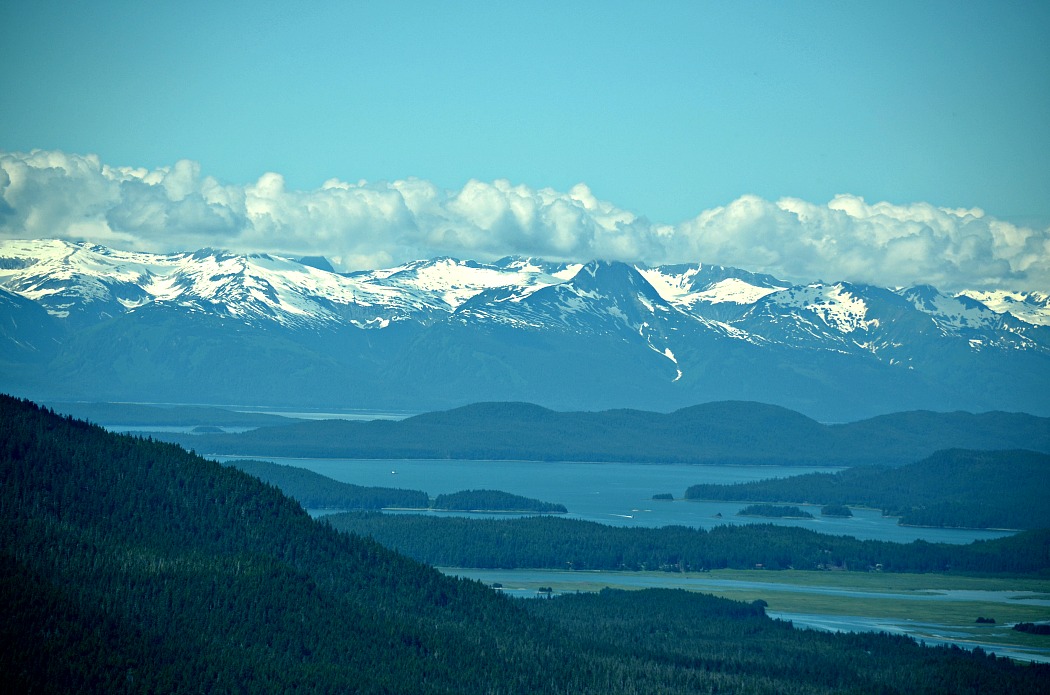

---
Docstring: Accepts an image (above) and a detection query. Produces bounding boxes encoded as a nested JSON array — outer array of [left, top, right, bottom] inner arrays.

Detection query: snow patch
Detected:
[[694, 278, 785, 305]]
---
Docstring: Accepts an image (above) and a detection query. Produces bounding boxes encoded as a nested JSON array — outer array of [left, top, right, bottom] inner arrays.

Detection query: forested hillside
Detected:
[[2, 395, 1047, 693], [0, 396, 554, 692], [684, 449, 1050, 529], [329, 513, 1050, 574], [224, 458, 430, 509]]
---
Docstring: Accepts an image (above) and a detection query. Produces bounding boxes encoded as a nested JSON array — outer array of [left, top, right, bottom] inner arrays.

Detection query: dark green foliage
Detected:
[[652, 492, 674, 500], [821, 504, 854, 517], [0, 395, 573, 692], [686, 449, 1050, 529], [529, 588, 1050, 695], [739, 504, 814, 518], [1014, 622, 1050, 635], [3, 394, 1048, 693], [329, 512, 1050, 574], [431, 489, 566, 513], [156, 400, 1050, 465], [225, 458, 429, 509]]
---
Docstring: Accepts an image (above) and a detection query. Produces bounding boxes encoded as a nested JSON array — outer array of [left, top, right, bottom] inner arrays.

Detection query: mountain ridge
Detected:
[[155, 400, 1050, 466], [2, 238, 1049, 421]]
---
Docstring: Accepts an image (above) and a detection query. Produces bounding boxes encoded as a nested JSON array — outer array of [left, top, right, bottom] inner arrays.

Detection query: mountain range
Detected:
[[2, 238, 1048, 421]]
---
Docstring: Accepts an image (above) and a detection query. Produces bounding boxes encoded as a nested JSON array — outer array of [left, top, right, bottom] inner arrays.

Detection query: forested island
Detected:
[[738, 504, 814, 519], [225, 460, 564, 513], [430, 489, 566, 513], [4, 394, 1049, 693], [684, 449, 1050, 529]]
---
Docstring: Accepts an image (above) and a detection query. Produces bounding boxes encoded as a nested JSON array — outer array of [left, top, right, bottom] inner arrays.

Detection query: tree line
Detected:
[[328, 512, 1050, 575]]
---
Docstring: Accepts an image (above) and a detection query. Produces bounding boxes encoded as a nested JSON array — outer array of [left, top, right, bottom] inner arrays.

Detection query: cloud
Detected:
[[0, 150, 1046, 291], [671, 194, 1047, 291]]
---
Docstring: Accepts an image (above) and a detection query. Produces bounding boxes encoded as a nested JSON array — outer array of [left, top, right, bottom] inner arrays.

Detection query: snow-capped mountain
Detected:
[[0, 240, 516, 330], [956, 289, 1050, 327], [1, 238, 1047, 420]]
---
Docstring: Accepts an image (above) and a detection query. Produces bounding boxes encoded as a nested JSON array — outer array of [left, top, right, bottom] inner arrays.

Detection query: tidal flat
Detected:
[[445, 567, 1050, 661]]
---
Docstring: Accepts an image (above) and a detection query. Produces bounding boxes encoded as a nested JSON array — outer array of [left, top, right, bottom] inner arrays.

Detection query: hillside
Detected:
[[224, 458, 429, 509], [684, 449, 1050, 529], [0, 396, 553, 692], [161, 400, 1050, 466], [3, 394, 1048, 693]]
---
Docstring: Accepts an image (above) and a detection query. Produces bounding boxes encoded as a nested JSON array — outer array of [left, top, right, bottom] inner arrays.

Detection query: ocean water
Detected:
[[213, 456, 1015, 544]]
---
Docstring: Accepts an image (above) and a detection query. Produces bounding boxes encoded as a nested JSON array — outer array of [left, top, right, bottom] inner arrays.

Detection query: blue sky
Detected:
[[1, 1, 1048, 289], [3, 0, 1048, 224]]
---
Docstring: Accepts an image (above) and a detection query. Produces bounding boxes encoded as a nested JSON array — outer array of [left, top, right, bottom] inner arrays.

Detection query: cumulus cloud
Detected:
[[0, 150, 1046, 291]]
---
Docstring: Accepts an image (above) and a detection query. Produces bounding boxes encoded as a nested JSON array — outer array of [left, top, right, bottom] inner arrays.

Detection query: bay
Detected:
[[213, 456, 1016, 544]]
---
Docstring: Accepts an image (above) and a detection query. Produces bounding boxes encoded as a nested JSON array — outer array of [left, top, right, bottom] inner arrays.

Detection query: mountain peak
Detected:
[[298, 256, 335, 273], [569, 260, 660, 298]]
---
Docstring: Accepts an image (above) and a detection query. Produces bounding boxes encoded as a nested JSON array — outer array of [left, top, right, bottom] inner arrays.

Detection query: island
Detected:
[[430, 489, 567, 513], [820, 504, 853, 517], [737, 504, 814, 519]]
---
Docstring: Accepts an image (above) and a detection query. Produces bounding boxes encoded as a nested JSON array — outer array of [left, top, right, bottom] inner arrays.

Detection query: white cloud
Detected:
[[0, 150, 1046, 292]]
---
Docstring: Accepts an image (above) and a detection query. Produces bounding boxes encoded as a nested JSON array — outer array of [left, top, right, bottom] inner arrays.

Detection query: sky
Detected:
[[1, 1, 1048, 291]]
